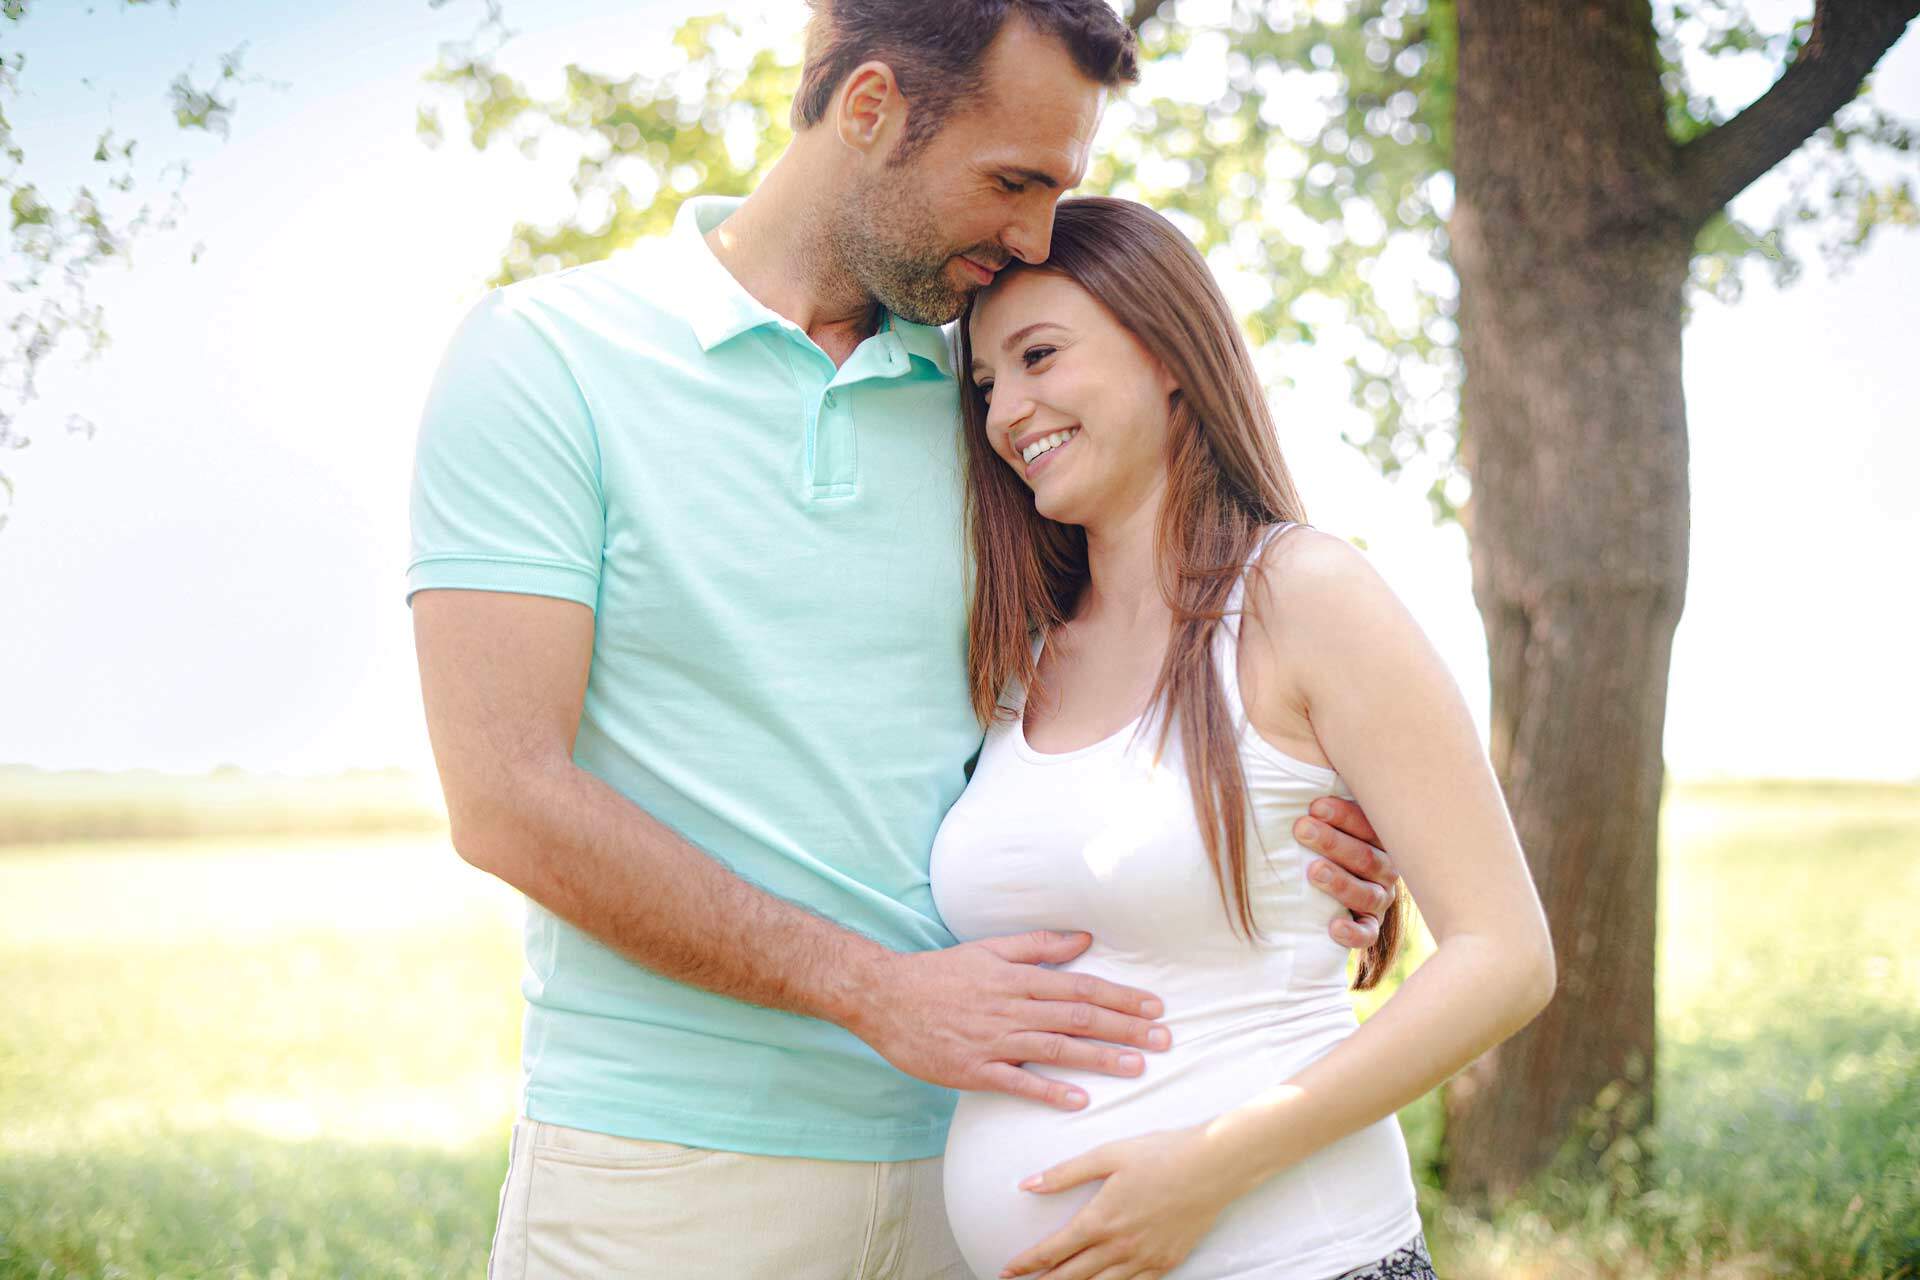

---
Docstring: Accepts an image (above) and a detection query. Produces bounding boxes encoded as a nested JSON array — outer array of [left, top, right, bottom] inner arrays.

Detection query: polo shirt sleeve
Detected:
[[407, 288, 604, 610]]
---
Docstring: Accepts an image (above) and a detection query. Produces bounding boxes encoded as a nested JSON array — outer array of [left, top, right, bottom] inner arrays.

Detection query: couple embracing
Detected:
[[407, 3, 1554, 1277]]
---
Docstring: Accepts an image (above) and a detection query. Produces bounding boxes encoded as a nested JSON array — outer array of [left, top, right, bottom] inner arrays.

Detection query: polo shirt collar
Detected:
[[885, 310, 957, 377], [674, 195, 954, 377], [676, 196, 783, 353]]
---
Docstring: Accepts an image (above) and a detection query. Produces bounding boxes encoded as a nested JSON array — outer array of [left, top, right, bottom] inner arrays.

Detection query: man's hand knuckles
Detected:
[[1350, 844, 1377, 880]]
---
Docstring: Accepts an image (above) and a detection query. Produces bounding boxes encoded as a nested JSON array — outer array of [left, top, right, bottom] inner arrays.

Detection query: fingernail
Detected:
[[1018, 1174, 1042, 1191], [1148, 1027, 1171, 1049], [1142, 998, 1164, 1018], [1312, 800, 1333, 819], [1120, 1052, 1143, 1072], [1298, 820, 1321, 846], [1311, 864, 1333, 886], [1066, 1089, 1087, 1108]]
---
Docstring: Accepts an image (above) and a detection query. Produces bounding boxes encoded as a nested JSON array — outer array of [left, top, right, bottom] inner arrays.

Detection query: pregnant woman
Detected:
[[929, 197, 1556, 1280]]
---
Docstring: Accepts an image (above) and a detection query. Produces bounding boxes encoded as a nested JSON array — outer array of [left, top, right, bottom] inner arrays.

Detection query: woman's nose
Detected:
[[986, 390, 1033, 440]]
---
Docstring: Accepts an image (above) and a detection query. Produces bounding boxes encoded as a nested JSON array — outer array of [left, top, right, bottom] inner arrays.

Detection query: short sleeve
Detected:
[[406, 287, 605, 609]]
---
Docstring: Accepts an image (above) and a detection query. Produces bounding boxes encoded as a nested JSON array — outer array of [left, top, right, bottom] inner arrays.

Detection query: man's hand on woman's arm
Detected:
[[1296, 795, 1400, 950], [412, 587, 1168, 1112]]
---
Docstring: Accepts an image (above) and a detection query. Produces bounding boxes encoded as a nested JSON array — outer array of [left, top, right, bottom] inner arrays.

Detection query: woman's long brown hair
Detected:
[[957, 196, 1404, 989]]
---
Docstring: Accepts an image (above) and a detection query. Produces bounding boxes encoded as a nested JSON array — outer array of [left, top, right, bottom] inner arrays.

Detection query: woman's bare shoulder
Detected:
[[1246, 525, 1394, 627]]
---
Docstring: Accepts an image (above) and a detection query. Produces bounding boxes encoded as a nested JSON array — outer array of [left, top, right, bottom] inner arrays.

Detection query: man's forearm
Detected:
[[451, 756, 892, 1030]]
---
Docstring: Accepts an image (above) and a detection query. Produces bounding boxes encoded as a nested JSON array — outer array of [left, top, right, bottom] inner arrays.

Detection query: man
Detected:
[[409, 2, 1402, 1275]]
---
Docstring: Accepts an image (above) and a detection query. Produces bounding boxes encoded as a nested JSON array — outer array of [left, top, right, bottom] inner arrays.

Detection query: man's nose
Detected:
[[1003, 203, 1056, 266]]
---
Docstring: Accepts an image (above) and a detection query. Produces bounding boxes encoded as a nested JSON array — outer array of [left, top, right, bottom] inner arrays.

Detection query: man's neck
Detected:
[[702, 147, 881, 368]]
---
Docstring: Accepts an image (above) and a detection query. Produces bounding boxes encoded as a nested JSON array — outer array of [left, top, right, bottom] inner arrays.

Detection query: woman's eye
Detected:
[[1022, 346, 1055, 367], [975, 381, 994, 400]]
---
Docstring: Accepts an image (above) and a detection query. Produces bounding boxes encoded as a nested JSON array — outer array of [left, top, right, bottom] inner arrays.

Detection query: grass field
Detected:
[[0, 767, 446, 848], [1, 781, 1915, 1278]]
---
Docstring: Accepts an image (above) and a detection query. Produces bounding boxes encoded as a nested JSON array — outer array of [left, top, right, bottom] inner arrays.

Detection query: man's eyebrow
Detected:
[[970, 322, 1066, 372], [999, 166, 1065, 190]]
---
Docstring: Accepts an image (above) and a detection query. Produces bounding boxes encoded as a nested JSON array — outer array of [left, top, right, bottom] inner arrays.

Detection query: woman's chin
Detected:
[[1030, 489, 1083, 525]]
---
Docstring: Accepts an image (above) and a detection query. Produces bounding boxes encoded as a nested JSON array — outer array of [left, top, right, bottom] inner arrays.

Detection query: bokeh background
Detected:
[[1, 1, 1916, 1277]]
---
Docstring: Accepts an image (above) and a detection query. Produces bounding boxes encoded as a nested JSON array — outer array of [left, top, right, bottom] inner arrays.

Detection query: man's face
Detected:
[[830, 20, 1106, 326]]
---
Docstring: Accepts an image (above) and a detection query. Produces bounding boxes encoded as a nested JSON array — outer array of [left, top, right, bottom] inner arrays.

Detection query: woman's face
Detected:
[[967, 269, 1178, 529]]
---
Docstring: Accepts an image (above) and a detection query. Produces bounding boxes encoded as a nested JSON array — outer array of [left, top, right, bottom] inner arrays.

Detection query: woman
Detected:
[[928, 198, 1556, 1280]]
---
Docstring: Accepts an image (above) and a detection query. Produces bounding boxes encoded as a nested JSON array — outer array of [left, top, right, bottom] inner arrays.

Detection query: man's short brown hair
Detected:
[[791, 0, 1140, 162]]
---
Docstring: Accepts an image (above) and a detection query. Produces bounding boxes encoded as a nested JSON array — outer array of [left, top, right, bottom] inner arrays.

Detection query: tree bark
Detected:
[[1444, 0, 1692, 1202]]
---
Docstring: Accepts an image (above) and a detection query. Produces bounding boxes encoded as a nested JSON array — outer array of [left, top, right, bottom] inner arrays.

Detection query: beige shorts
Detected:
[[487, 1118, 972, 1279]]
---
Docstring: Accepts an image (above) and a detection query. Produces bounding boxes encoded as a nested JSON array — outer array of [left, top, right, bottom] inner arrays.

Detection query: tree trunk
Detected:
[[1443, 0, 1693, 1202]]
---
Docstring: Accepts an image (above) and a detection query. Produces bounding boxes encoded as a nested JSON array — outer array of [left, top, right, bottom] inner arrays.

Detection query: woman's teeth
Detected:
[[1022, 428, 1079, 465]]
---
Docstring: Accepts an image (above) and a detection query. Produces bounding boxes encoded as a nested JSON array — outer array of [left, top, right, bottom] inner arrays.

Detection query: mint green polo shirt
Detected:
[[407, 196, 981, 1160]]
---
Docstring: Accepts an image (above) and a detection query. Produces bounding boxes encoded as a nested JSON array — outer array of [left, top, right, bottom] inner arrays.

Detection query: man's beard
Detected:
[[827, 174, 987, 327]]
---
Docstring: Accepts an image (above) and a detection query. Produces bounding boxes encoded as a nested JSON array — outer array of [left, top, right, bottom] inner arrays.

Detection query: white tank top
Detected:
[[929, 525, 1422, 1280]]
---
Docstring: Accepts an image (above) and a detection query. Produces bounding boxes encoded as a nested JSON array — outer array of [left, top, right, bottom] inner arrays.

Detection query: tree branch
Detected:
[[1127, 0, 1172, 32], [1675, 0, 1920, 227]]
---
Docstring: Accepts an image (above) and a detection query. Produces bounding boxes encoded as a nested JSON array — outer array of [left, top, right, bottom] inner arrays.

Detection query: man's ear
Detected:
[[835, 60, 906, 158]]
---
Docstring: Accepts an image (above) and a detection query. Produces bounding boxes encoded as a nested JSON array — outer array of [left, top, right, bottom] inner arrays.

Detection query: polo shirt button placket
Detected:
[[810, 384, 856, 499]]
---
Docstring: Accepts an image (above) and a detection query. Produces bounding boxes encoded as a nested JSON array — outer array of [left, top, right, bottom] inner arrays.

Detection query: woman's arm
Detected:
[[1000, 531, 1553, 1280], [1193, 528, 1556, 1193]]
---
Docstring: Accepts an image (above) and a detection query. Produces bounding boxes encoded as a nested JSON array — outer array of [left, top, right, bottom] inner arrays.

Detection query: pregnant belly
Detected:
[[940, 1027, 1418, 1280]]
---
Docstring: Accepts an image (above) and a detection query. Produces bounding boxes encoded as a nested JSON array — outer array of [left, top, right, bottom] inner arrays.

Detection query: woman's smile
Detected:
[[1017, 425, 1081, 476]]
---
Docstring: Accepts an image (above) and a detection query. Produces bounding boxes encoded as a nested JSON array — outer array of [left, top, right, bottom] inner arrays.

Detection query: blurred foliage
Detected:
[[1, 782, 1913, 1277], [421, 0, 1918, 521], [0, 1, 275, 526], [419, 5, 800, 282]]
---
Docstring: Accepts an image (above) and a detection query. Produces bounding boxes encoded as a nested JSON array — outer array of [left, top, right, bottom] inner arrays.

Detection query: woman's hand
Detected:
[[999, 1126, 1243, 1280]]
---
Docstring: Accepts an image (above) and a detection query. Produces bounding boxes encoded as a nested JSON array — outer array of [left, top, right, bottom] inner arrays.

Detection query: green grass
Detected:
[[1, 782, 1915, 1278], [0, 766, 446, 848], [0, 836, 520, 1278], [1416, 781, 1920, 1279]]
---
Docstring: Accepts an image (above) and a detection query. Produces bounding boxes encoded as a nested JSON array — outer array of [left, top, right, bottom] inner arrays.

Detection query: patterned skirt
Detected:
[[1326, 1233, 1437, 1279]]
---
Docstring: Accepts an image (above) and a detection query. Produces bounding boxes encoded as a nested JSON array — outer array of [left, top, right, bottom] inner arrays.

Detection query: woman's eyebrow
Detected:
[[970, 323, 1068, 373], [999, 322, 1064, 352]]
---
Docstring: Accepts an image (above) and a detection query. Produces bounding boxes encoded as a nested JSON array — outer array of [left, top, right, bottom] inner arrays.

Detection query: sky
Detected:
[[1, 0, 1915, 782]]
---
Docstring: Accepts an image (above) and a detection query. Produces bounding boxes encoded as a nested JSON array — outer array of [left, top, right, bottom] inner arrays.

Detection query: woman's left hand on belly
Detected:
[[998, 1125, 1238, 1280]]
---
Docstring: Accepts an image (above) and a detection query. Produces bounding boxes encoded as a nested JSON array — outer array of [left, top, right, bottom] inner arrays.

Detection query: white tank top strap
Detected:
[[1215, 521, 1298, 717], [1214, 521, 1342, 788], [1221, 521, 1299, 643]]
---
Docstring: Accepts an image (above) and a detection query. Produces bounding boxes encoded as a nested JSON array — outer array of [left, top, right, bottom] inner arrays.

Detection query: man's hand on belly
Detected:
[[840, 931, 1172, 1112]]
